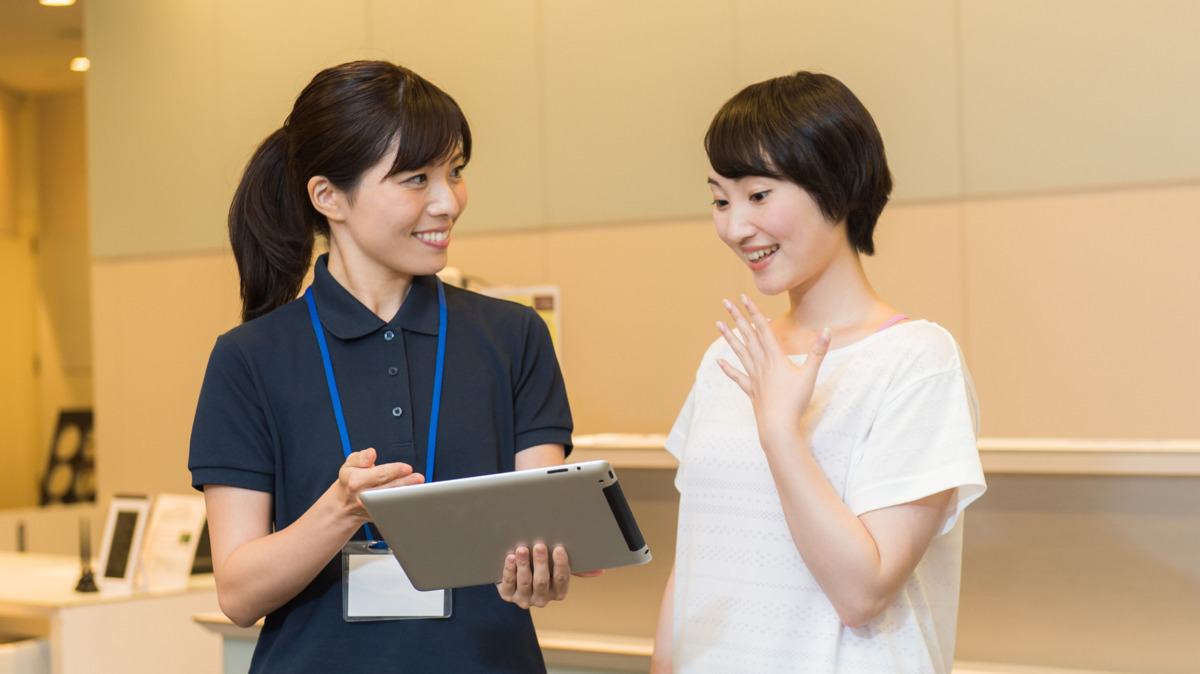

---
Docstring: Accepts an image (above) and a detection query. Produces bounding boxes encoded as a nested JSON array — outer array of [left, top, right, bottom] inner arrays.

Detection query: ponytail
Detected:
[[227, 128, 320, 323]]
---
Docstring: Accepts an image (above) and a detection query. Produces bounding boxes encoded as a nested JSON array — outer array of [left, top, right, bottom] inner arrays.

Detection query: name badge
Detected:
[[342, 542, 452, 621]]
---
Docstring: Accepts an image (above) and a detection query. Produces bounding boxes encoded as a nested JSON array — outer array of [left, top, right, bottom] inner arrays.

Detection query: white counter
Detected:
[[0, 552, 221, 674]]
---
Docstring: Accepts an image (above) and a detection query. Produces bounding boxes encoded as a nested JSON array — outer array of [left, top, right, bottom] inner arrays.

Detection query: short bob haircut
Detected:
[[705, 71, 892, 255]]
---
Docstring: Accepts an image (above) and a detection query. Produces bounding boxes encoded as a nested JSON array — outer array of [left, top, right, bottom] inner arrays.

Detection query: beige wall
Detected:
[[35, 91, 94, 478], [79, 1, 1200, 671], [0, 87, 40, 510], [0, 90, 93, 510]]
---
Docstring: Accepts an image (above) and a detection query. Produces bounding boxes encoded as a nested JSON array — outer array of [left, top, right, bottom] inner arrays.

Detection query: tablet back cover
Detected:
[[360, 460, 652, 591]]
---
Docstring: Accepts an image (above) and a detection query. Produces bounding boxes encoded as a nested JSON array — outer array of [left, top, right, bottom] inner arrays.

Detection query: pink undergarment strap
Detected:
[[876, 314, 909, 332]]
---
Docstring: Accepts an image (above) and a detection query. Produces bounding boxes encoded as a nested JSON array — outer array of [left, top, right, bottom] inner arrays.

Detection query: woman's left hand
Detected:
[[716, 295, 831, 447], [496, 543, 603, 609]]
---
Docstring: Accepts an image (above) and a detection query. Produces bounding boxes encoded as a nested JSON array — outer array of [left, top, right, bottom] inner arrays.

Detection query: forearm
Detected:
[[760, 430, 901, 626], [212, 487, 363, 626], [650, 565, 675, 673]]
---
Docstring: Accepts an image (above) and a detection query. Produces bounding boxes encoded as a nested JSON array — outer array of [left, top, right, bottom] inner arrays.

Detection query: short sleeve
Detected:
[[188, 334, 276, 492], [512, 307, 574, 455], [665, 384, 697, 493], [844, 368, 986, 535], [665, 386, 696, 462], [667, 340, 725, 493]]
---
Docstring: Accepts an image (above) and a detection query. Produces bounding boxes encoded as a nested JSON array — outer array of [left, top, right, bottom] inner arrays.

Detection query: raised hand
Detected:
[[715, 295, 831, 448]]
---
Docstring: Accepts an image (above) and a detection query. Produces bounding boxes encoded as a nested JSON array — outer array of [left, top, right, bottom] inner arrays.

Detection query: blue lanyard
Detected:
[[305, 279, 448, 542]]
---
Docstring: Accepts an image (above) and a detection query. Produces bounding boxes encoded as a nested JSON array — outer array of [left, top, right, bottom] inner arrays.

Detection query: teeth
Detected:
[[746, 245, 779, 262], [415, 231, 448, 243]]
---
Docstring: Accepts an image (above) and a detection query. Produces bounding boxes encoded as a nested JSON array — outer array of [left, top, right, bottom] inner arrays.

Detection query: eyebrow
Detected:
[[707, 177, 720, 186]]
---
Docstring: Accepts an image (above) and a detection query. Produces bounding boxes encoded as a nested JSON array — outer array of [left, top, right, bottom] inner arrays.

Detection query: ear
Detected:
[[308, 175, 345, 222]]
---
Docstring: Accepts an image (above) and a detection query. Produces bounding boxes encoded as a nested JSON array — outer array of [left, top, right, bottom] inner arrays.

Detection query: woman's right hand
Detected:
[[335, 448, 425, 522], [206, 449, 423, 627]]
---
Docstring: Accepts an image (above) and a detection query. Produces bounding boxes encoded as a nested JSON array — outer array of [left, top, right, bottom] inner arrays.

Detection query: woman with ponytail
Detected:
[[189, 61, 578, 672]]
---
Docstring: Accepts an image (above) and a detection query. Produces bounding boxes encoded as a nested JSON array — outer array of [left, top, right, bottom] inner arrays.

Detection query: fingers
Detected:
[[811, 327, 831, 356], [551, 546, 571, 601], [717, 297, 769, 385], [340, 448, 421, 496], [715, 355, 751, 394], [721, 299, 758, 350], [719, 297, 773, 365], [515, 545, 533, 606], [806, 327, 831, 368], [346, 447, 377, 468], [739, 295, 779, 351], [530, 544, 552, 606], [572, 569, 605, 578], [495, 543, 577, 609], [496, 552, 518, 603]]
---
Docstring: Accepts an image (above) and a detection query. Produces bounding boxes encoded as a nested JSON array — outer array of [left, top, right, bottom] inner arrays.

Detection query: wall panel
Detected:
[[0, 87, 19, 236], [86, 0, 226, 258], [370, 0, 543, 235], [541, 0, 733, 226], [0, 238, 39, 509], [445, 229, 547, 288], [964, 183, 1200, 439], [735, 0, 962, 201], [543, 218, 740, 434], [214, 0, 373, 236], [862, 201, 968, 346], [961, 0, 1200, 194], [959, 474, 1200, 672], [91, 253, 241, 504]]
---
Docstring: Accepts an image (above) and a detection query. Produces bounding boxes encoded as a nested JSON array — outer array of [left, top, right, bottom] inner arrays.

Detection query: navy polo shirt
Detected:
[[189, 255, 573, 673]]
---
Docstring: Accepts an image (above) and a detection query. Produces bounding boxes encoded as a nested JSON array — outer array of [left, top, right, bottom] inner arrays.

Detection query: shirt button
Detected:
[[387, 366, 399, 376], [392, 406, 403, 417], [383, 330, 395, 341]]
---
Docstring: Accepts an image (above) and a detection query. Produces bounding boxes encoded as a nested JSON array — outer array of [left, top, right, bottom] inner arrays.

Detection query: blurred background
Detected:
[[1, 1, 1198, 672]]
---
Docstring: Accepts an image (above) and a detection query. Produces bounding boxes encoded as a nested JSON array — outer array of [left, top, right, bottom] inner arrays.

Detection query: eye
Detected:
[[749, 190, 770, 203], [712, 198, 729, 209], [451, 164, 466, 179], [403, 173, 427, 186]]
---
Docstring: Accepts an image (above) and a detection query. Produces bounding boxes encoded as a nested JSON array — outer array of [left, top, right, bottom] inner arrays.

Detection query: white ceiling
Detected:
[[0, 0, 85, 93]]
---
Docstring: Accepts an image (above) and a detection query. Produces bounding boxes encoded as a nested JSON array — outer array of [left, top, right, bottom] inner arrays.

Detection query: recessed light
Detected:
[[40, 0, 76, 6], [70, 57, 90, 72]]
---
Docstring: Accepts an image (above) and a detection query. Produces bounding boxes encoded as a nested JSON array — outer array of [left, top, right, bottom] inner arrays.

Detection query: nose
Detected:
[[721, 201, 757, 243], [428, 176, 467, 221]]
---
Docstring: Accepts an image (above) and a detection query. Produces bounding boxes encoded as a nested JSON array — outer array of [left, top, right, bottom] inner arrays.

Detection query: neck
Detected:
[[326, 241, 413, 321], [778, 247, 891, 347]]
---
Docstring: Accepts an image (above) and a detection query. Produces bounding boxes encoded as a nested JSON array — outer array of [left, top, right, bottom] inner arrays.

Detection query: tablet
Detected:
[[359, 460, 652, 591]]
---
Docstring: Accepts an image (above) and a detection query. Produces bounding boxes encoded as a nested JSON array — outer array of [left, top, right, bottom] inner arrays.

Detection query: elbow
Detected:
[[221, 604, 264, 629], [839, 612, 877, 629], [217, 591, 265, 629], [229, 615, 260, 629], [835, 595, 890, 629]]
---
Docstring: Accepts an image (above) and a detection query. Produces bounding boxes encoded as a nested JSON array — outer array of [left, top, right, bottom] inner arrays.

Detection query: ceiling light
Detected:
[[70, 57, 90, 72], [40, 0, 77, 6]]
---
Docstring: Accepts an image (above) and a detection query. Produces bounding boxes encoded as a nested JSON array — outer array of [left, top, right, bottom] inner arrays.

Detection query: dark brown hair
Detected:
[[228, 60, 472, 322], [705, 71, 892, 255]]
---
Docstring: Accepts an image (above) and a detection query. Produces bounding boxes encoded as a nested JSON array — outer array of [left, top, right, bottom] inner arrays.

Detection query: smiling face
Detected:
[[708, 170, 851, 297], [321, 143, 468, 284]]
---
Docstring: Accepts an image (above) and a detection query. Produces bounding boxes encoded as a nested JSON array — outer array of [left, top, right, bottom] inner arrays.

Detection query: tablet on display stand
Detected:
[[96, 494, 152, 594]]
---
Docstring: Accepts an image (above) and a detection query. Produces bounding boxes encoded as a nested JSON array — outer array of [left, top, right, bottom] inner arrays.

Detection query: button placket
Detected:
[[383, 328, 406, 428]]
